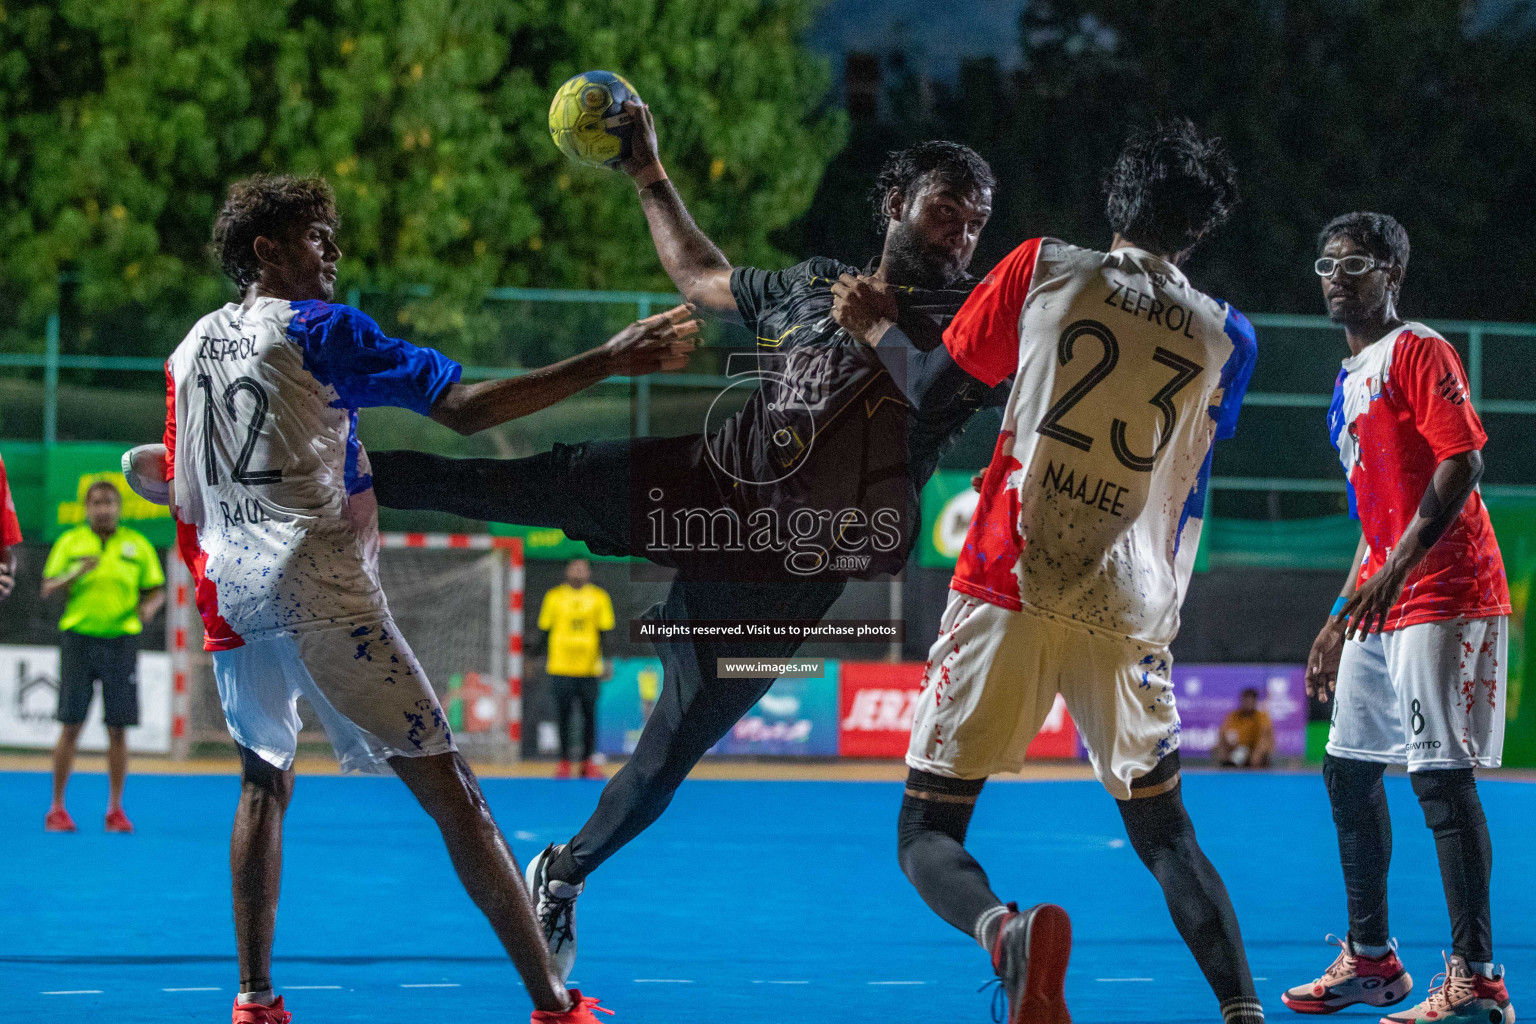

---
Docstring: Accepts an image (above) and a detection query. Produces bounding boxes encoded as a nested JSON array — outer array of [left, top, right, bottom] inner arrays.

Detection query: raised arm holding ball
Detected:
[[361, 72, 1018, 991]]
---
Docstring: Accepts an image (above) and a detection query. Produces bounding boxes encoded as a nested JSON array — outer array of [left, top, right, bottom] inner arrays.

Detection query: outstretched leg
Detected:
[[370, 449, 575, 527], [232, 745, 294, 1002], [390, 749, 571, 1013], [548, 575, 847, 883], [1116, 753, 1263, 1024], [390, 750, 570, 1013]]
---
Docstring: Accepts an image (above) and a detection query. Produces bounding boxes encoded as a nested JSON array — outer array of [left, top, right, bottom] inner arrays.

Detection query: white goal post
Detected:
[[167, 533, 525, 762]]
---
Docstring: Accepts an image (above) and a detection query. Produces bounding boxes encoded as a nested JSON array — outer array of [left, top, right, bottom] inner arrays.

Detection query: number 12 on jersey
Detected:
[[195, 374, 283, 486]]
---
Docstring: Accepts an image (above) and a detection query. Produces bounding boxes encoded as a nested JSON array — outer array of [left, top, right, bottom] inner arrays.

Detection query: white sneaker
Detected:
[[525, 844, 582, 984]]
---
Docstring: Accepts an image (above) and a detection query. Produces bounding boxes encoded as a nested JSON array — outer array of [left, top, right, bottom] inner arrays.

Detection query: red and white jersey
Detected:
[[943, 239, 1256, 646], [166, 298, 461, 650], [1327, 322, 1509, 629]]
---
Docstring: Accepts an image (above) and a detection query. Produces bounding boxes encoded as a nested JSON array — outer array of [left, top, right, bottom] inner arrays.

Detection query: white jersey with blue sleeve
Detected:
[[941, 239, 1257, 646], [165, 297, 461, 649]]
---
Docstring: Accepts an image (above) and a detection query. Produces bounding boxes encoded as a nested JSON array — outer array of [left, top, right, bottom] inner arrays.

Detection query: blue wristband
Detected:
[[1331, 595, 1349, 617]]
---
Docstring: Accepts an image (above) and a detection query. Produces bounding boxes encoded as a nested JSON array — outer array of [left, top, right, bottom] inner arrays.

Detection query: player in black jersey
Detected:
[[367, 103, 1000, 981]]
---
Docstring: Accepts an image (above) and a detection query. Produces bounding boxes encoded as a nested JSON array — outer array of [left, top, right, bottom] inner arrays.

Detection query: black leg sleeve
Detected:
[[1118, 754, 1257, 1009], [549, 576, 847, 884], [369, 441, 644, 559], [1410, 768, 1493, 963], [369, 449, 569, 525], [897, 769, 1004, 944], [1323, 754, 1393, 947]]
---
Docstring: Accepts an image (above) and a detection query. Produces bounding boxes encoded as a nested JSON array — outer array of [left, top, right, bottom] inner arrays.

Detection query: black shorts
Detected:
[[57, 631, 140, 727]]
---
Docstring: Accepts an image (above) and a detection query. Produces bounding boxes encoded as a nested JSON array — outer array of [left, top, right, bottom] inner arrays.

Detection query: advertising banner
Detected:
[[45, 443, 175, 546], [1169, 663, 1307, 758], [595, 657, 667, 757], [837, 661, 1078, 759], [596, 657, 842, 757], [709, 665, 842, 756], [0, 644, 173, 753]]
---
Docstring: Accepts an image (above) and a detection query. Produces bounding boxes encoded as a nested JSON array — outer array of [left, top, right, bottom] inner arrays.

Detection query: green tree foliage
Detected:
[[788, 0, 1536, 323], [0, 0, 845, 360]]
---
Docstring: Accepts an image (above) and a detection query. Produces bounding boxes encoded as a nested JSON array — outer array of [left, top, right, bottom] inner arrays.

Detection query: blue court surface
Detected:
[[3, 769, 1532, 1023]]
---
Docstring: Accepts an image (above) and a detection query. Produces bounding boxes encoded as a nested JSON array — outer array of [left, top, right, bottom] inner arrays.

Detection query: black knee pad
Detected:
[[1410, 768, 1485, 832], [897, 770, 984, 863], [1323, 754, 1386, 806]]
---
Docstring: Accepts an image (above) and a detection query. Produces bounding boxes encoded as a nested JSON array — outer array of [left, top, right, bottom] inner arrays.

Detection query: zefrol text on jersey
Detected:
[[197, 333, 259, 362], [1104, 284, 1196, 338]]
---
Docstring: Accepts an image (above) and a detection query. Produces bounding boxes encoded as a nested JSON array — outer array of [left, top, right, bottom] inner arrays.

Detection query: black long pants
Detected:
[[549, 675, 600, 762], [371, 443, 847, 882]]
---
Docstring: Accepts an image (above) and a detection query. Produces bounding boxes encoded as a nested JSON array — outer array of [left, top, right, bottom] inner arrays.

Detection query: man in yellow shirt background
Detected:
[[538, 559, 614, 780], [1212, 687, 1276, 768], [41, 481, 166, 833]]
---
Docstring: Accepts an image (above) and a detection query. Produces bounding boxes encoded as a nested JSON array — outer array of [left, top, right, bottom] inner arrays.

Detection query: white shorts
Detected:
[[212, 617, 456, 774], [907, 594, 1180, 800], [1327, 615, 1506, 771]]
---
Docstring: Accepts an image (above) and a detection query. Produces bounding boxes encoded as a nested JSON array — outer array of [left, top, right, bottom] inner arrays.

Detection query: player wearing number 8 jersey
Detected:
[[1282, 213, 1513, 1024], [843, 121, 1264, 1024], [143, 173, 696, 1024]]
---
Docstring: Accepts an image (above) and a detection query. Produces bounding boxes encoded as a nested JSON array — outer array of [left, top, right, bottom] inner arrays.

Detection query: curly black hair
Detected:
[[870, 140, 996, 232], [212, 174, 339, 289], [1103, 119, 1238, 259], [1316, 211, 1409, 273]]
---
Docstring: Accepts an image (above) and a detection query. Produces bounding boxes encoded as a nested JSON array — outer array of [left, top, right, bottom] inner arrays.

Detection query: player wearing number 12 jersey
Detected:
[[144, 174, 695, 1024], [846, 122, 1264, 1024]]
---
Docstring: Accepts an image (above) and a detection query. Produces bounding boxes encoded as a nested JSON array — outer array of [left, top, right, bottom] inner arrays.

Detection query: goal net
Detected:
[[173, 534, 524, 763]]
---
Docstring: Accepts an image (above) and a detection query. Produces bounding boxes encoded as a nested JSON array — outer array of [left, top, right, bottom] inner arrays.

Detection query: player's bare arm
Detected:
[[1339, 448, 1484, 639], [619, 99, 739, 320], [138, 585, 167, 624], [40, 556, 99, 600], [429, 304, 699, 435], [1306, 532, 1368, 702], [831, 273, 899, 346]]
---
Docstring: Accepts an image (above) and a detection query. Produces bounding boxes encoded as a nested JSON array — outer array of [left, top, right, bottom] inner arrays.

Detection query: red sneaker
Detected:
[[579, 761, 605, 780], [105, 808, 135, 833], [1282, 934, 1412, 1014], [531, 990, 612, 1023], [232, 994, 292, 1023], [44, 807, 77, 832], [990, 902, 1072, 1024], [554, 760, 573, 779]]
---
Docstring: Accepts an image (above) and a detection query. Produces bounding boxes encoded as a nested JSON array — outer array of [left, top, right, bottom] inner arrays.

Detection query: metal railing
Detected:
[[4, 293, 1535, 501]]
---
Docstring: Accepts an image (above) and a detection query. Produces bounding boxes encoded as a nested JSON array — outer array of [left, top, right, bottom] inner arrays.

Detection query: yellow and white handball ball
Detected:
[[548, 70, 640, 168]]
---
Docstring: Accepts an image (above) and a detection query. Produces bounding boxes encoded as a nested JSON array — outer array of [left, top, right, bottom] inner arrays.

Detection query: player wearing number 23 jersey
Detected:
[[165, 297, 462, 772], [909, 237, 1256, 795]]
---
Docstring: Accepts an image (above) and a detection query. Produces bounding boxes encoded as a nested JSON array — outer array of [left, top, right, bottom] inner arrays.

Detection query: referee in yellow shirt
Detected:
[[41, 481, 165, 833], [539, 559, 614, 780]]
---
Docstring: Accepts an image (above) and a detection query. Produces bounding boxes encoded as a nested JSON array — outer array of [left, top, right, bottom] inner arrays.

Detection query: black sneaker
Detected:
[[989, 902, 1072, 1024]]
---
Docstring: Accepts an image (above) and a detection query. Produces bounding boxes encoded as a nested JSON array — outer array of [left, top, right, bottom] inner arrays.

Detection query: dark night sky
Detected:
[[808, 0, 1535, 84]]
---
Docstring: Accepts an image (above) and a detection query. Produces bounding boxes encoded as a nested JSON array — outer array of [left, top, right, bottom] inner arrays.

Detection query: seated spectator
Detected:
[[1212, 687, 1274, 767]]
